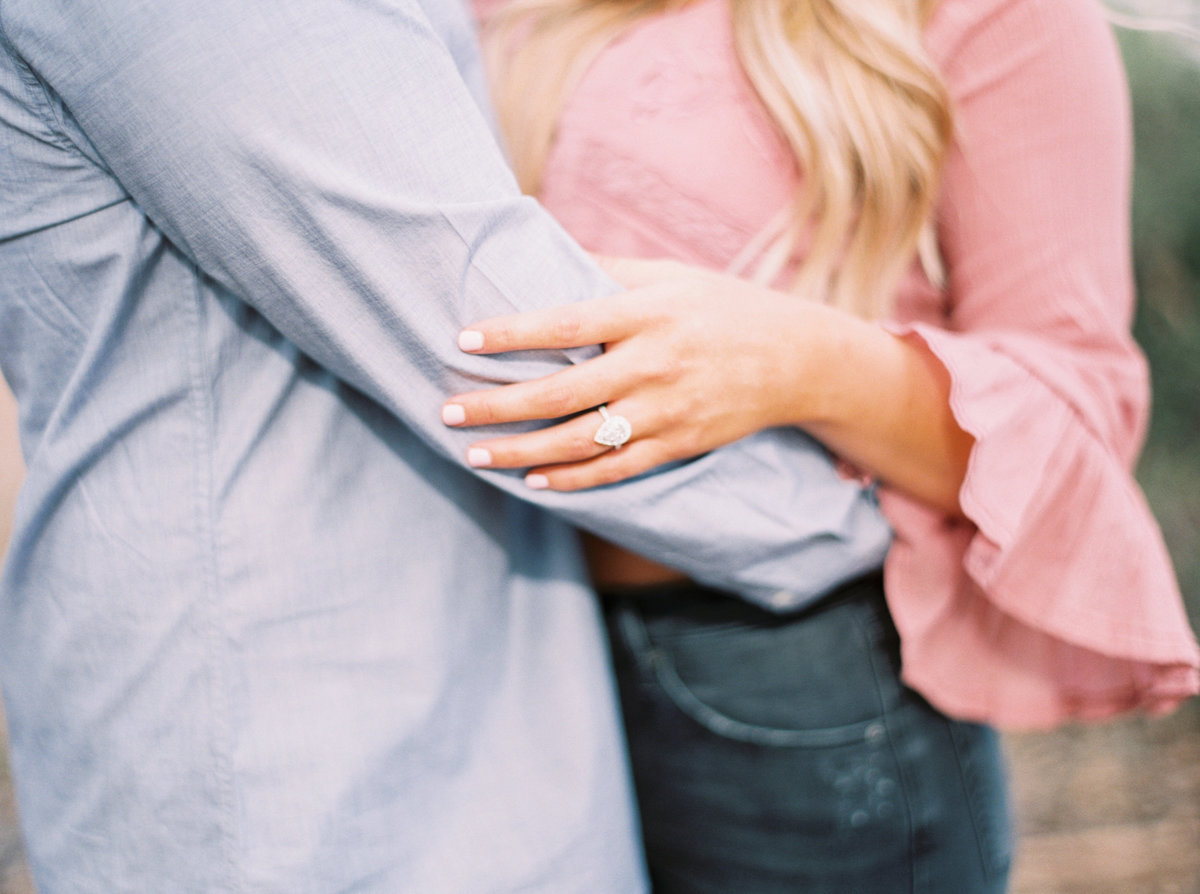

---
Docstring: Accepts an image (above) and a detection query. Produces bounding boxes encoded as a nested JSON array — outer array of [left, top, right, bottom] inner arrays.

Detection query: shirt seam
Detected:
[[0, 22, 79, 154], [181, 267, 245, 893]]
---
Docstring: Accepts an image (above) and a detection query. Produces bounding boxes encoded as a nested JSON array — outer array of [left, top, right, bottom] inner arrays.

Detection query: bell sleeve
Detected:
[[879, 0, 1200, 728]]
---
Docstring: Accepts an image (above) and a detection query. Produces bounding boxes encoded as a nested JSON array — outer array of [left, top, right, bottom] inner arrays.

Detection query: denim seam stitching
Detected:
[[949, 724, 1010, 882], [857, 607, 920, 894]]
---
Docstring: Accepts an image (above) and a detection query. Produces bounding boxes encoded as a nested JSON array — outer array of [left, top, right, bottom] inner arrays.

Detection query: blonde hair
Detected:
[[481, 0, 952, 320]]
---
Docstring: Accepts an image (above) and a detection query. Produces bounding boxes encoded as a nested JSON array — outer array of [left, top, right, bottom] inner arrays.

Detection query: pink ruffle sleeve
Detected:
[[881, 0, 1200, 729]]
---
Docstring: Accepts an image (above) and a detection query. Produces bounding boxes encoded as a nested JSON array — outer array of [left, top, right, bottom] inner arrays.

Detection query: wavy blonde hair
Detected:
[[480, 0, 952, 319]]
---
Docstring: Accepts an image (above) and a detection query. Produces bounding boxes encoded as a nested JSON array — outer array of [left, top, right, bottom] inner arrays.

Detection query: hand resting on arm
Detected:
[[443, 256, 974, 516]]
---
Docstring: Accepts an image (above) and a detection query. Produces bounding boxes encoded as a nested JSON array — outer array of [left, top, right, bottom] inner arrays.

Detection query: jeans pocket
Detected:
[[612, 581, 902, 747]]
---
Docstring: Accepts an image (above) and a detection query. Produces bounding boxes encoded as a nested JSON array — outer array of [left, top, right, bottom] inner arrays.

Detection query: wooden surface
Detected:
[[1007, 701, 1200, 894]]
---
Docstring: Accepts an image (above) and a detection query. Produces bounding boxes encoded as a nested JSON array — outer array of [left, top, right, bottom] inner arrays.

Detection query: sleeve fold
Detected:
[[881, 323, 1199, 729]]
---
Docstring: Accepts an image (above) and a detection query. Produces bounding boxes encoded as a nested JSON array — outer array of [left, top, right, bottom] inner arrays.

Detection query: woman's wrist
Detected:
[[786, 310, 971, 515], [770, 301, 870, 430]]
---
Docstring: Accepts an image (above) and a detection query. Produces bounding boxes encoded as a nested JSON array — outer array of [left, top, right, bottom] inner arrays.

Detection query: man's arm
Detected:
[[2, 0, 888, 607], [0, 379, 20, 562]]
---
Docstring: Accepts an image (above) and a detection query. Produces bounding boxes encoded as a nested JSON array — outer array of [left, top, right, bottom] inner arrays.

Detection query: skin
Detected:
[[443, 255, 974, 518]]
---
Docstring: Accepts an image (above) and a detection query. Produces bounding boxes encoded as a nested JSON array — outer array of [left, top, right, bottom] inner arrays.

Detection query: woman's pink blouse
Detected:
[[473, 0, 1200, 728]]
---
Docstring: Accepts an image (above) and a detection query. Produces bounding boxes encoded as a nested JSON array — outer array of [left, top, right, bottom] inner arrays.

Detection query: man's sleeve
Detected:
[[2, 0, 889, 608]]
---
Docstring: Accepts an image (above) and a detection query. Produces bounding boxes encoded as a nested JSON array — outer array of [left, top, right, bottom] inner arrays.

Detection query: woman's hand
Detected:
[[442, 255, 973, 513], [442, 257, 836, 491]]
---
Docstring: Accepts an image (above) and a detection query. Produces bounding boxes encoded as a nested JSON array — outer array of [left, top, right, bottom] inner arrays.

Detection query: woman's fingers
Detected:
[[461, 409, 621, 470], [460, 403, 667, 492], [522, 440, 665, 492], [457, 262, 710, 354], [444, 351, 630, 426], [458, 291, 646, 355]]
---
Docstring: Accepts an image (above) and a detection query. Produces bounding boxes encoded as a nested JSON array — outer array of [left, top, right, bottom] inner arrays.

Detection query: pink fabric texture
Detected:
[[474, 0, 1200, 728]]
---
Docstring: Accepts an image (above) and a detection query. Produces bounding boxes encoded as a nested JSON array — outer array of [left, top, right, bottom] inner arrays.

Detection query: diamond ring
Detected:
[[593, 405, 632, 449]]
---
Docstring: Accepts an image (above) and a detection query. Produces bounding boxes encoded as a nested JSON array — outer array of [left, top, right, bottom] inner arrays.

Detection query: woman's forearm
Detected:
[[788, 309, 972, 516]]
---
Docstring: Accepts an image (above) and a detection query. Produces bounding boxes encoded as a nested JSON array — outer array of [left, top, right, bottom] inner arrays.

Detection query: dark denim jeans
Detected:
[[603, 573, 1012, 894]]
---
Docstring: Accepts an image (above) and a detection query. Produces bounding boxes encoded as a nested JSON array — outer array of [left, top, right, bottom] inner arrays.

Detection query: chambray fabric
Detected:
[[0, 1, 890, 891]]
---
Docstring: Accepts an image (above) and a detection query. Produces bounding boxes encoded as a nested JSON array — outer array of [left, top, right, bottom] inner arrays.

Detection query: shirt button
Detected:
[[769, 589, 795, 610]]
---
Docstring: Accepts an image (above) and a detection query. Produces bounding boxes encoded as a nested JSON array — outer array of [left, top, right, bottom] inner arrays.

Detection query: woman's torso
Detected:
[[480, 0, 945, 587]]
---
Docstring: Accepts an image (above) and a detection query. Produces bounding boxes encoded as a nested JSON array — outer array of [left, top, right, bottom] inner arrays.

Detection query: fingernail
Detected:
[[442, 404, 466, 426], [525, 473, 550, 490], [467, 448, 492, 468], [458, 330, 485, 352]]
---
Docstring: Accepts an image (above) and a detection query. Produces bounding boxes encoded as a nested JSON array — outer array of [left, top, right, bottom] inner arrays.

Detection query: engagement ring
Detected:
[[593, 405, 632, 449]]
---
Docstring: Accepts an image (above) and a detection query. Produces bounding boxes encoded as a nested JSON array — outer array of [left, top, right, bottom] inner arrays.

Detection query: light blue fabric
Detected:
[[0, 1, 891, 891]]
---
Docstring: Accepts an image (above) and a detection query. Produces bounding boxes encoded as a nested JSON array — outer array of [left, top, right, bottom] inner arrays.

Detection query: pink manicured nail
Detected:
[[442, 404, 466, 426], [525, 473, 550, 490], [467, 448, 492, 468], [458, 330, 485, 352]]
